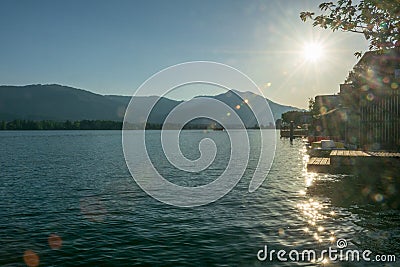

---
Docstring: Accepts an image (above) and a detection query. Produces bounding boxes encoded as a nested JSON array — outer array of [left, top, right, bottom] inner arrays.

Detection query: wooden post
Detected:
[[290, 121, 294, 144]]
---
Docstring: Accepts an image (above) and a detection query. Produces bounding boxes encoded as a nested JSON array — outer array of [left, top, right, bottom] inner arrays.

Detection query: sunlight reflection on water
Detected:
[[0, 131, 399, 266]]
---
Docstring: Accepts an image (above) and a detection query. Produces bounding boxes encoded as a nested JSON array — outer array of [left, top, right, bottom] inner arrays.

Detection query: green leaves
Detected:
[[354, 51, 362, 58], [300, 12, 314, 22], [319, 2, 334, 11], [300, 0, 400, 53]]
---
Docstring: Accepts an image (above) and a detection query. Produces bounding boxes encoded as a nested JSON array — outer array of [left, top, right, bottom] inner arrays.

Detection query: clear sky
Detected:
[[0, 0, 368, 108]]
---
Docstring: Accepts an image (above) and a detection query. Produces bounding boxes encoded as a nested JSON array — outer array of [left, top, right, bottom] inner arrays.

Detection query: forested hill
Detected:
[[0, 84, 301, 124]]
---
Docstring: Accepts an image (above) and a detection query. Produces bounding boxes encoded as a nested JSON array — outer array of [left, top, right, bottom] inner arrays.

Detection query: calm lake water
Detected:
[[0, 130, 399, 266]]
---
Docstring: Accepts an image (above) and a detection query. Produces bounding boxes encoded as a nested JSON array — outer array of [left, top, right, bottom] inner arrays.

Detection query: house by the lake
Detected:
[[312, 47, 400, 151]]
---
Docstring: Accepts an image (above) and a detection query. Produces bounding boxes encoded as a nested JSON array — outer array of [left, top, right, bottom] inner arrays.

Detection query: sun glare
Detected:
[[303, 42, 324, 62]]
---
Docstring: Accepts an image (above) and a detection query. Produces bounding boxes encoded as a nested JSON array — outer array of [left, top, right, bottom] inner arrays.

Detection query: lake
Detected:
[[0, 130, 399, 266]]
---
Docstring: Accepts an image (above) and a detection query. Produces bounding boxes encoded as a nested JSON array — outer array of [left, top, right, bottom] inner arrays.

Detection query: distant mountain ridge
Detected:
[[0, 84, 302, 124]]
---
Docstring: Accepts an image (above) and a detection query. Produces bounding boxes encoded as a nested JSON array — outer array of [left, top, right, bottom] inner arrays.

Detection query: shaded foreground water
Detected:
[[0, 130, 399, 266]]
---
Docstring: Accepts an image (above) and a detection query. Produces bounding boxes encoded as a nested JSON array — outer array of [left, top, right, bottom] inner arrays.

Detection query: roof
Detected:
[[355, 47, 400, 70]]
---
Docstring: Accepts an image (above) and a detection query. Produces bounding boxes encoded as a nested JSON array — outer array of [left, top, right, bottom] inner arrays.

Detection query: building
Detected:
[[311, 48, 400, 150], [315, 94, 340, 114], [309, 94, 343, 141], [342, 48, 400, 151]]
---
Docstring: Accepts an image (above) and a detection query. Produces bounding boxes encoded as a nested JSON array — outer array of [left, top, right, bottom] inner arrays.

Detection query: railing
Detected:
[[280, 129, 308, 138]]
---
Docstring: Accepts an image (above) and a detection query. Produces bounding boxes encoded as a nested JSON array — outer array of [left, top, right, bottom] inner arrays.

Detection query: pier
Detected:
[[307, 157, 330, 173], [307, 150, 400, 174]]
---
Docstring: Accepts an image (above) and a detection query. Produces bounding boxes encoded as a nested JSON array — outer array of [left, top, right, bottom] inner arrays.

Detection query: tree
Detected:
[[282, 111, 312, 126], [300, 0, 400, 55], [308, 98, 315, 112]]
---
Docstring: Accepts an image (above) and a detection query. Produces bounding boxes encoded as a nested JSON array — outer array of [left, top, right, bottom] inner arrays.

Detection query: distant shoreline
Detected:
[[0, 119, 276, 131]]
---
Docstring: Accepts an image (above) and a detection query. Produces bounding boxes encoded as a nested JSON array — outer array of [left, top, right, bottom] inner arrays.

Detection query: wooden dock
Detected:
[[307, 157, 330, 173], [330, 150, 370, 157], [367, 152, 400, 158], [330, 150, 370, 171], [307, 150, 400, 174]]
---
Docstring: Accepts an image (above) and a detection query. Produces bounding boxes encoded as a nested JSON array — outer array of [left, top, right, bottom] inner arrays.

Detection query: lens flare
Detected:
[[23, 250, 39, 267], [48, 234, 63, 250]]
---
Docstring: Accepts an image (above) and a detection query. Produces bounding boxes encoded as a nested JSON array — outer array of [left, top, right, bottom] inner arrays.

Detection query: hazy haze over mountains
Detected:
[[0, 84, 302, 125]]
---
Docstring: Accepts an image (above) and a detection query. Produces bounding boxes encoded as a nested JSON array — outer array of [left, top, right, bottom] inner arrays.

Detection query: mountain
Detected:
[[0, 84, 126, 121], [0, 84, 302, 124]]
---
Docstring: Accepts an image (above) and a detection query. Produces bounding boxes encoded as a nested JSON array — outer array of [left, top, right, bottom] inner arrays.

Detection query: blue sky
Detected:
[[0, 0, 368, 108]]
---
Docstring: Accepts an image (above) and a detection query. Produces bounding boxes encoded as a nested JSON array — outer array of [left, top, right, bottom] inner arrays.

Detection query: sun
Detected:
[[303, 42, 324, 62]]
